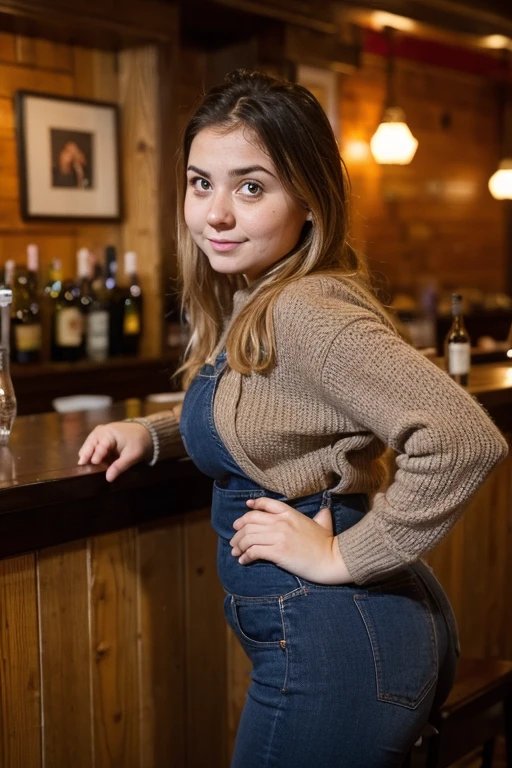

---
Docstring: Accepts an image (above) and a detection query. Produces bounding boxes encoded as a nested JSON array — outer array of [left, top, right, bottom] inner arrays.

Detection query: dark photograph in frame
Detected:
[[15, 91, 122, 221]]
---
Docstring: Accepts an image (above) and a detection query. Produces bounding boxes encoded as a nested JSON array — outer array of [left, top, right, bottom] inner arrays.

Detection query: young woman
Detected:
[[78, 70, 508, 767]]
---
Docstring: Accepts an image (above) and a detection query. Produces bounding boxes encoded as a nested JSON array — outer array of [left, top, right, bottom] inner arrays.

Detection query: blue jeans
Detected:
[[213, 483, 459, 768]]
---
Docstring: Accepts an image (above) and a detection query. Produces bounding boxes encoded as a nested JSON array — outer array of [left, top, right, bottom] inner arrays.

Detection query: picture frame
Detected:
[[296, 65, 339, 137], [15, 91, 122, 222]]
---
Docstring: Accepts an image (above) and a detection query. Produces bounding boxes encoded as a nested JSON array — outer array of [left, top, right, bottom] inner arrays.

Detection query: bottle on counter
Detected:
[[444, 292, 471, 386], [0, 288, 17, 442], [51, 260, 84, 363], [26, 244, 39, 295], [77, 248, 110, 362], [122, 251, 142, 356], [104, 245, 124, 357], [165, 290, 189, 350], [11, 262, 42, 365]]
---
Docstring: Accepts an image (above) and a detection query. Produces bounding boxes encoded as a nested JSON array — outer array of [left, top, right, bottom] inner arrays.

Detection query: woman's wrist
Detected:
[[125, 417, 160, 465]]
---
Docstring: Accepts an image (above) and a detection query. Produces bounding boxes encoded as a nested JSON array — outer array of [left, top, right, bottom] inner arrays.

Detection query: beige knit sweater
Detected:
[[142, 275, 508, 584]]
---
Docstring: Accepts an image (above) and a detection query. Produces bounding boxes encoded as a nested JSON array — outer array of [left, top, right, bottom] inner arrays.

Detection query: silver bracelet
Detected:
[[125, 417, 160, 466]]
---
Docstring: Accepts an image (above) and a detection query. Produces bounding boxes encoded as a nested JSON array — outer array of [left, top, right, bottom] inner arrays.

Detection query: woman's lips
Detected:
[[208, 239, 243, 252]]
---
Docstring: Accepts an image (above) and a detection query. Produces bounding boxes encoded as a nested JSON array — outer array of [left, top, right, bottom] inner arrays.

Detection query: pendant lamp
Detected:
[[489, 51, 512, 199], [370, 28, 418, 165]]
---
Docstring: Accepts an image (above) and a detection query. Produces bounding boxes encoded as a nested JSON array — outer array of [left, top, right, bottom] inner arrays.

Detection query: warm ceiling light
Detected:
[[370, 28, 418, 166], [489, 159, 512, 200], [371, 11, 416, 34], [370, 106, 418, 165], [481, 35, 512, 51]]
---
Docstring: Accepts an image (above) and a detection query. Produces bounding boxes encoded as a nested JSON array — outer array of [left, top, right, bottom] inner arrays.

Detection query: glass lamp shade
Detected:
[[370, 106, 419, 165], [488, 159, 512, 200]]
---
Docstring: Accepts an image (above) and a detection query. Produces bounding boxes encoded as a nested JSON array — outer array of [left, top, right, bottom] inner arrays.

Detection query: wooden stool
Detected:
[[409, 657, 512, 768]]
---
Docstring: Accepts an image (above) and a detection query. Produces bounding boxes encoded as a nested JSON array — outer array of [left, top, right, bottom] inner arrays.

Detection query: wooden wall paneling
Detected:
[[0, 32, 16, 63], [183, 507, 228, 768], [0, 553, 41, 768], [0, 96, 15, 137], [118, 45, 162, 357], [73, 47, 119, 102], [90, 529, 140, 768], [15, 37, 74, 73], [138, 517, 186, 768], [426, 451, 512, 660], [37, 539, 93, 767], [0, 136, 19, 201], [485, 454, 512, 658], [0, 62, 73, 98]]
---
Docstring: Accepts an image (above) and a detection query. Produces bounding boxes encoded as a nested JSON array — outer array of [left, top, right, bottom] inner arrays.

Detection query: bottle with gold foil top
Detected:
[[122, 251, 142, 355], [0, 288, 17, 442]]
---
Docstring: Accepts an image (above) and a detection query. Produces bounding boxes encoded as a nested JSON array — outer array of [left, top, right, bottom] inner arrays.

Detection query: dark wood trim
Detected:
[[157, 41, 181, 347], [198, 0, 337, 34], [0, 0, 178, 48], [0, 458, 212, 559]]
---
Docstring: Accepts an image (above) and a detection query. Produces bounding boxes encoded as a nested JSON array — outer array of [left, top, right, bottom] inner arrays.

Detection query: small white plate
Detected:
[[145, 392, 186, 404], [52, 395, 113, 413]]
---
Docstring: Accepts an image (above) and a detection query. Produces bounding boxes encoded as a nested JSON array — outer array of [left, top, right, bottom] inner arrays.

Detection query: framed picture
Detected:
[[297, 65, 339, 137], [15, 91, 122, 221]]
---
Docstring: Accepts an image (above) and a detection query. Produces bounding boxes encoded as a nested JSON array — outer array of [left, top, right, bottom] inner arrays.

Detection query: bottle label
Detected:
[[87, 311, 109, 357], [15, 323, 42, 352], [124, 312, 140, 336], [448, 343, 470, 375], [56, 308, 83, 347]]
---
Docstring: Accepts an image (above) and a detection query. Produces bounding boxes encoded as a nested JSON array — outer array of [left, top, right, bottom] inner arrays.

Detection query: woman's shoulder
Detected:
[[276, 274, 389, 324]]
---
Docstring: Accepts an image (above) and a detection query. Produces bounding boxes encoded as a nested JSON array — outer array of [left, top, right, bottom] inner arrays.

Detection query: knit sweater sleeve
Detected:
[[279, 283, 509, 584], [129, 410, 184, 464]]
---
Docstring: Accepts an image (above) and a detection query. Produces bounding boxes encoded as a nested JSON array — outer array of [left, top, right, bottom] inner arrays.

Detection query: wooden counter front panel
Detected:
[[0, 510, 229, 768]]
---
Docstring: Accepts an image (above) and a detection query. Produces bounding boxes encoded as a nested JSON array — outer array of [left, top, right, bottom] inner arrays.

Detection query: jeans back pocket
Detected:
[[354, 576, 438, 709]]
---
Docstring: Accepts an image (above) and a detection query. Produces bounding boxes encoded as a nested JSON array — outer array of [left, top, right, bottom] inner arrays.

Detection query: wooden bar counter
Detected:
[[0, 363, 510, 767]]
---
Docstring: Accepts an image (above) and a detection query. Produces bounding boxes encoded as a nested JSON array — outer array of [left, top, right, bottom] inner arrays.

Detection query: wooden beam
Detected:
[[337, 0, 512, 39], [0, 0, 178, 48], [184, 0, 337, 35]]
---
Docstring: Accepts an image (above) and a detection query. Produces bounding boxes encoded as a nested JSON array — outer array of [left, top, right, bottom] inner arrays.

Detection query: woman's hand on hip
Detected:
[[230, 498, 353, 585], [77, 421, 153, 482]]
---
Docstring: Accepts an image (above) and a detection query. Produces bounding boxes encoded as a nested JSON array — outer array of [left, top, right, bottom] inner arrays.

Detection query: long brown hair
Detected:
[[176, 69, 387, 388]]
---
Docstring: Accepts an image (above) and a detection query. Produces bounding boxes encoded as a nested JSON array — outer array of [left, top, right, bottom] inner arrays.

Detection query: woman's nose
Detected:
[[206, 192, 235, 228]]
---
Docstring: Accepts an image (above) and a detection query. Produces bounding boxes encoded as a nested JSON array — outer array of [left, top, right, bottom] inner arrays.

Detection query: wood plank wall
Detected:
[[0, 33, 163, 355], [341, 51, 506, 296], [0, 508, 231, 768]]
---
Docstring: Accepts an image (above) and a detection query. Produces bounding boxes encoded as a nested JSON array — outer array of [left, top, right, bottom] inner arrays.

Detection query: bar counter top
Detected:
[[0, 361, 509, 559], [0, 400, 211, 558]]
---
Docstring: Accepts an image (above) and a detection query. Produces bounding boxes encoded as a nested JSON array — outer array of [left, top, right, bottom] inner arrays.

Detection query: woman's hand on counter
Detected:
[[229, 498, 353, 585], [77, 421, 154, 482]]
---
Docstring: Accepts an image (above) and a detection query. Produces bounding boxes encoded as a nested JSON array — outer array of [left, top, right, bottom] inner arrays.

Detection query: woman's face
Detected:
[[184, 126, 309, 283]]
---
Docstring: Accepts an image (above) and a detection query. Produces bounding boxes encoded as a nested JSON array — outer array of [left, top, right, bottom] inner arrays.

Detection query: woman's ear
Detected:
[[306, 210, 313, 222]]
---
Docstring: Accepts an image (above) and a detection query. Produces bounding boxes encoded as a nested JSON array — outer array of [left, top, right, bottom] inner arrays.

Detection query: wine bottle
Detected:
[[122, 251, 142, 355], [104, 245, 124, 357], [26, 244, 39, 295], [444, 293, 471, 386], [79, 250, 110, 362], [11, 263, 42, 364], [51, 261, 84, 362]]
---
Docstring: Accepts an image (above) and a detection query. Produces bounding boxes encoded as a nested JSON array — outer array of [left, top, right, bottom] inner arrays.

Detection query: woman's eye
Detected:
[[189, 177, 211, 192], [241, 181, 262, 196]]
